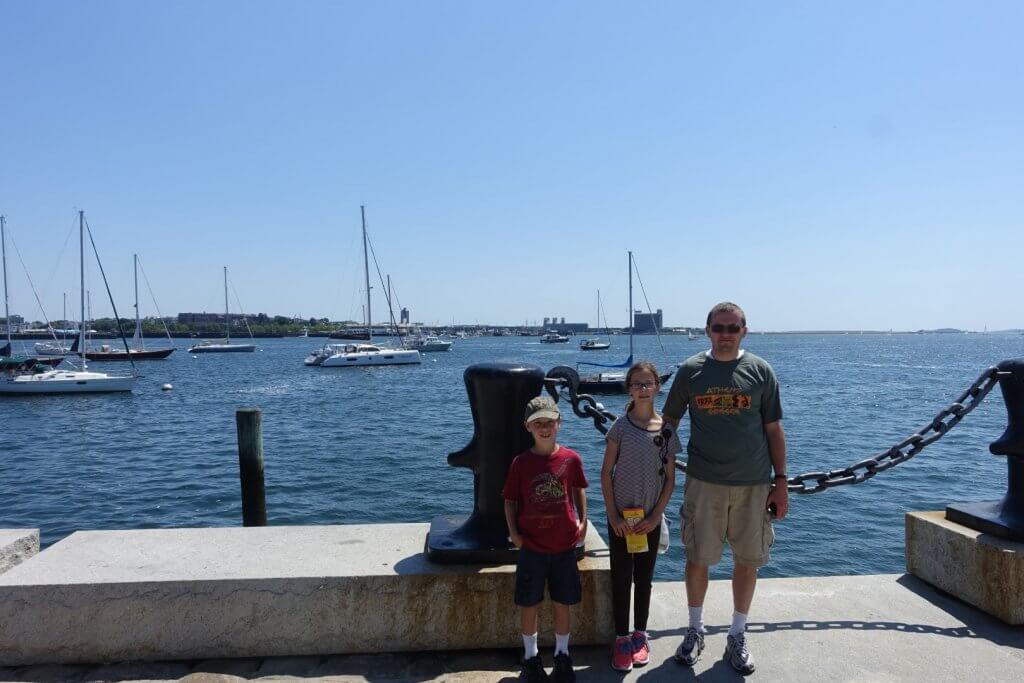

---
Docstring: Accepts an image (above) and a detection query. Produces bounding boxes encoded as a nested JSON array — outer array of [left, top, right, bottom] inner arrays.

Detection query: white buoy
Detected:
[[161, 383, 173, 391]]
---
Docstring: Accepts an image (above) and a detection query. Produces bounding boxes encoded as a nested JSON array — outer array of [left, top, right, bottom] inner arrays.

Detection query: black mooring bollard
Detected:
[[427, 362, 545, 563], [236, 407, 267, 527], [947, 358, 1024, 541]]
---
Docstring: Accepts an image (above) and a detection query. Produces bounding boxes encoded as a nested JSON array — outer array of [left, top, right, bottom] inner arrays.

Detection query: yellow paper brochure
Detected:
[[623, 508, 648, 554]]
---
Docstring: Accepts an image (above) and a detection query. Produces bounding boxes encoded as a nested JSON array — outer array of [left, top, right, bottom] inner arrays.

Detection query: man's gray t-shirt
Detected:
[[662, 350, 782, 486]]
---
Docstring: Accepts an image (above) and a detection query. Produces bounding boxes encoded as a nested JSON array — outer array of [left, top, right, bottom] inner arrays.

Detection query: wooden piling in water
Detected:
[[235, 407, 267, 527]]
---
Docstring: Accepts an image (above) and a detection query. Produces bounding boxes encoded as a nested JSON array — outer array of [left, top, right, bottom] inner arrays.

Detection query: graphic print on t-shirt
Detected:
[[695, 386, 752, 415]]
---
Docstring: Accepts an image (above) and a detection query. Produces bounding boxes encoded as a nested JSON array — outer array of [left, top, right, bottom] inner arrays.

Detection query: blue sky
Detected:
[[1, 2, 1020, 331]]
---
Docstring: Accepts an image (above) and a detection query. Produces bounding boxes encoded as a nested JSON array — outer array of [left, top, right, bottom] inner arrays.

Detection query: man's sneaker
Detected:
[[674, 627, 705, 666], [725, 632, 756, 674], [630, 630, 650, 666], [551, 652, 576, 683], [520, 654, 550, 682], [611, 635, 633, 672]]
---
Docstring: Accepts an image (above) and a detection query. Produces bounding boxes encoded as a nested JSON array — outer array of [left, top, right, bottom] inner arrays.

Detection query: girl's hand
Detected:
[[633, 516, 657, 535], [609, 513, 630, 538]]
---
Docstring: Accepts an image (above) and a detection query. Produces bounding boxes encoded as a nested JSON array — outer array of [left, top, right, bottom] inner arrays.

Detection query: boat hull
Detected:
[[85, 348, 176, 361], [0, 370, 135, 394], [188, 344, 256, 353], [320, 349, 421, 367], [580, 343, 610, 351], [577, 371, 674, 394]]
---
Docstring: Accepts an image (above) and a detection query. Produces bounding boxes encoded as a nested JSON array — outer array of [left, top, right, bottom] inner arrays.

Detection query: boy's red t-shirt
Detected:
[[502, 445, 588, 554]]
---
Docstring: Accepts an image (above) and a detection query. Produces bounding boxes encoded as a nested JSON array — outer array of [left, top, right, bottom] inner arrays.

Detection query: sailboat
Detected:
[[187, 267, 256, 353], [575, 252, 672, 393], [320, 206, 420, 368], [1, 211, 135, 394], [579, 290, 611, 351], [86, 254, 175, 360]]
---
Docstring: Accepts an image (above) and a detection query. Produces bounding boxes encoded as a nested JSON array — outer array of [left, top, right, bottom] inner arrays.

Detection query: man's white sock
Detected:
[[688, 605, 704, 632], [523, 632, 539, 659], [729, 610, 748, 637], [555, 632, 570, 655]]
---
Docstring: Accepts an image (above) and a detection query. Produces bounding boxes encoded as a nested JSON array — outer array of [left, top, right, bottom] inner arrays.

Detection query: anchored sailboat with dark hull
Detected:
[[86, 254, 176, 361]]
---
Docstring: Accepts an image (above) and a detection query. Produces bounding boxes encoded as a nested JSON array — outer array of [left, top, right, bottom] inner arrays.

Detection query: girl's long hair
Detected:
[[624, 361, 661, 413]]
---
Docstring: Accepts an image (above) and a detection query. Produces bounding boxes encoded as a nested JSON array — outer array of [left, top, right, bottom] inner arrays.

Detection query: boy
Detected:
[[503, 395, 589, 683]]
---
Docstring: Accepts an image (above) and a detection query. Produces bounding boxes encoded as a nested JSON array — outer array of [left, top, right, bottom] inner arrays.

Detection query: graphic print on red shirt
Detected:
[[502, 445, 588, 554]]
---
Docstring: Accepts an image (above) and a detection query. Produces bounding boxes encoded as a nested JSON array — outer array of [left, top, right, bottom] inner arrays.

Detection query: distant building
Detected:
[[177, 312, 258, 325], [400, 308, 410, 325], [541, 315, 586, 334], [633, 309, 663, 333]]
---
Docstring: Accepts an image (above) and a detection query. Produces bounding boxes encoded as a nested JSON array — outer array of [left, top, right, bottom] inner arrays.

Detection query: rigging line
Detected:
[[6, 228, 58, 342], [38, 216, 77, 304], [364, 231, 403, 338], [631, 255, 667, 354], [227, 275, 255, 340], [83, 216, 138, 374], [136, 257, 175, 347]]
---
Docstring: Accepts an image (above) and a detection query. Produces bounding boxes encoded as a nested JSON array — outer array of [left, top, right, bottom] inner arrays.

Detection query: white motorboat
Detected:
[[579, 339, 610, 351], [313, 206, 421, 369], [188, 266, 256, 353], [403, 334, 452, 352], [540, 332, 570, 343], [320, 343, 421, 367], [1, 212, 134, 395]]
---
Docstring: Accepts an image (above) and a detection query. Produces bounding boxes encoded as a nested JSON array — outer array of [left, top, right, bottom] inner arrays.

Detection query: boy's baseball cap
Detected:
[[524, 395, 561, 424]]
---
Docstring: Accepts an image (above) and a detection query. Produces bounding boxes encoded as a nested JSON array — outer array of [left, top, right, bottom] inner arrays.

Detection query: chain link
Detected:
[[545, 364, 1007, 494]]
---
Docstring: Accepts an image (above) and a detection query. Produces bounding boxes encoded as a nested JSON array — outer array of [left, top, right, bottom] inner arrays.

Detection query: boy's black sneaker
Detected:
[[520, 654, 550, 682], [552, 652, 576, 682]]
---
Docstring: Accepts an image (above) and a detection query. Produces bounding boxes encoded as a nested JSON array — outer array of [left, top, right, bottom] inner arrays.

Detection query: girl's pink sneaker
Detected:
[[612, 635, 633, 671], [630, 631, 650, 666]]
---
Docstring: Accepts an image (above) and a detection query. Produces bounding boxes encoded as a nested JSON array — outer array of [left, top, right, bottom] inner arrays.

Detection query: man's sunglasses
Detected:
[[710, 323, 743, 334]]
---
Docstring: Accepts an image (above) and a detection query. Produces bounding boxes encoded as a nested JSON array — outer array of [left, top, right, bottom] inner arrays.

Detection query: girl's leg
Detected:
[[608, 529, 634, 636], [632, 523, 661, 632]]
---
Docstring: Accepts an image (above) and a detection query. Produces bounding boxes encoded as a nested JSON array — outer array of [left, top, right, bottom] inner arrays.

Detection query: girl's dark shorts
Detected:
[[514, 547, 582, 607]]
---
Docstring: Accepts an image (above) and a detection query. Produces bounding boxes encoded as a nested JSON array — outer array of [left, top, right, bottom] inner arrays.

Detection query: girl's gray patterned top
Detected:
[[606, 414, 682, 515]]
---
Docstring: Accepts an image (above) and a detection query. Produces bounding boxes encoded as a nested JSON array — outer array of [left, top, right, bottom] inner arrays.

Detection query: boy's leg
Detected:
[[552, 601, 571, 644], [520, 605, 540, 658], [514, 549, 548, 661]]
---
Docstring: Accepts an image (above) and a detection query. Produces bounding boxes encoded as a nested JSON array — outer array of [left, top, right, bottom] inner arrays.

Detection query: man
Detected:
[[663, 302, 788, 674]]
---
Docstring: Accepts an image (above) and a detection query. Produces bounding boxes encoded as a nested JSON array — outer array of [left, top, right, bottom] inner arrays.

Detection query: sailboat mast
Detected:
[[133, 254, 142, 349], [79, 211, 86, 369], [362, 205, 372, 341], [1, 216, 10, 348], [628, 251, 633, 361], [224, 266, 230, 343]]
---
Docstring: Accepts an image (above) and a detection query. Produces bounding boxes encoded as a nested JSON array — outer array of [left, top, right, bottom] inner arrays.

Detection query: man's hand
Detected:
[[766, 483, 789, 521]]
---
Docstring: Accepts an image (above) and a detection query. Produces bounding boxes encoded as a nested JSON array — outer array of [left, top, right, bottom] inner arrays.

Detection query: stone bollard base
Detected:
[[906, 510, 1024, 624], [0, 524, 612, 666]]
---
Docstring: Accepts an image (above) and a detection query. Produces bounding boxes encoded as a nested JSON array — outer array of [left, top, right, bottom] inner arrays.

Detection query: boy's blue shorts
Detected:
[[514, 547, 582, 607]]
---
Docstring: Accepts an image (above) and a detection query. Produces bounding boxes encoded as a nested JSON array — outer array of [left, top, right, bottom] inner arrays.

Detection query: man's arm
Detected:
[[504, 499, 523, 548], [764, 420, 789, 520]]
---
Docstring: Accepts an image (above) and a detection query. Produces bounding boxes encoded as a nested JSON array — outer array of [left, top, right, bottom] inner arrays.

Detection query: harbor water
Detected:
[[2, 333, 1021, 581]]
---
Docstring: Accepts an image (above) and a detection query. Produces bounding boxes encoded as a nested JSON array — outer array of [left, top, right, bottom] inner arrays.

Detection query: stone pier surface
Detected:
[[0, 574, 1021, 682], [0, 524, 611, 666], [906, 510, 1024, 624], [0, 529, 38, 575]]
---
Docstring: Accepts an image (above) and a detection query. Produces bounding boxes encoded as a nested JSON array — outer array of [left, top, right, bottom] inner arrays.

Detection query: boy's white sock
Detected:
[[688, 605, 704, 632], [729, 610, 748, 637], [522, 632, 539, 659], [555, 632, 570, 655]]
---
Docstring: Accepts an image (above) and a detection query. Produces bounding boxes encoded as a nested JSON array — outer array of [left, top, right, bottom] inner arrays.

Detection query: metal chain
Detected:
[[545, 365, 1007, 494]]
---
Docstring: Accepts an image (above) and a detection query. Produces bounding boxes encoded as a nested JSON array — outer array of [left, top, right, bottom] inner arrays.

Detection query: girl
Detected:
[[600, 361, 681, 672]]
